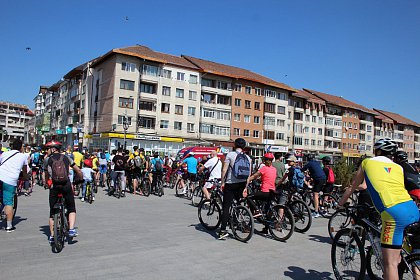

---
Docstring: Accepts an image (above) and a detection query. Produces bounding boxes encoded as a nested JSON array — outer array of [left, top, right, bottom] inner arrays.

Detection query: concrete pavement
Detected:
[[1, 186, 335, 280]]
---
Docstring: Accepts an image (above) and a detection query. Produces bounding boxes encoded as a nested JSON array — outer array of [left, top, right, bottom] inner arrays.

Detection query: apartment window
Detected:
[[276, 133, 284, 140], [254, 102, 261, 110], [140, 83, 156, 94], [244, 129, 250, 137], [312, 128, 316, 134], [245, 100, 251, 109], [216, 111, 230, 121], [348, 122, 352, 128], [214, 126, 230, 136], [175, 105, 183, 115], [254, 116, 260, 124], [354, 123, 358, 130], [255, 88, 261, 96], [121, 62, 136, 72], [234, 128, 240, 136], [305, 115, 310, 122], [142, 64, 159, 76], [161, 103, 170, 113], [343, 143, 347, 149], [245, 86, 252, 94], [264, 117, 276, 126], [312, 116, 316, 123], [187, 123, 195, 132], [174, 121, 182, 130], [202, 78, 213, 87], [318, 117, 323, 124], [244, 115, 251, 123], [162, 86, 171, 96], [235, 84, 242, 92], [234, 98, 241, 106], [318, 140, 322, 146], [288, 112, 292, 120], [367, 125, 372, 132], [138, 117, 155, 129], [202, 108, 215, 118], [343, 121, 347, 127], [343, 132, 346, 138], [265, 131, 275, 140], [217, 81, 229, 90], [189, 75, 198, 84], [348, 133, 352, 138], [188, 106, 196, 116], [234, 113, 241, 122], [139, 101, 155, 111], [82, 85, 86, 95], [318, 128, 323, 135], [277, 92, 287, 100], [160, 120, 169, 129], [217, 96, 230, 105], [176, 72, 185, 81], [304, 139, 309, 146], [162, 69, 172, 79], [353, 134, 357, 139], [118, 115, 132, 125], [277, 119, 285, 127], [175, 88, 184, 98], [120, 79, 135, 91], [118, 97, 133, 109], [253, 130, 260, 138], [294, 137, 303, 145], [189, 90, 197, 100]]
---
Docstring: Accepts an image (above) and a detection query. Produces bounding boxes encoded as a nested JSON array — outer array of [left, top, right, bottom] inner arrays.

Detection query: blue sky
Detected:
[[1, 0, 419, 122]]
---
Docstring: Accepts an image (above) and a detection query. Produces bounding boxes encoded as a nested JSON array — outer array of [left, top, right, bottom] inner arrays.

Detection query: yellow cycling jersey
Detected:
[[362, 156, 411, 212]]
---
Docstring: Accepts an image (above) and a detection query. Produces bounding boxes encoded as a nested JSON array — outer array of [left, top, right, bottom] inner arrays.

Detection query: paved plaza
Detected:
[[1, 186, 336, 280]]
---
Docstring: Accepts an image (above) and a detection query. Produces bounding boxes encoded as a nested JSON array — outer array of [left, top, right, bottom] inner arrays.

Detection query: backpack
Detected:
[[292, 167, 305, 189], [133, 154, 143, 168], [154, 159, 163, 172], [50, 155, 69, 185], [327, 167, 335, 184], [33, 152, 40, 165], [405, 172, 420, 192], [100, 152, 106, 160], [231, 152, 250, 180]]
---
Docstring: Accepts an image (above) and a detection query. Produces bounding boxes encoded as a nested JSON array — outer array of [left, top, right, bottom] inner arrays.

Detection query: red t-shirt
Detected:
[[259, 165, 277, 192]]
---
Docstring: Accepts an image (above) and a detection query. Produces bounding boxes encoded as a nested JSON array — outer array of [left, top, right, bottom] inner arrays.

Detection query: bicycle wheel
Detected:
[[192, 187, 203, 207], [399, 253, 420, 279], [198, 199, 221, 230], [268, 205, 295, 242], [88, 184, 94, 204], [289, 200, 312, 233], [230, 205, 254, 243], [73, 183, 80, 196], [331, 228, 366, 280], [157, 181, 164, 197], [320, 194, 339, 218], [328, 210, 351, 240], [142, 179, 151, 197], [12, 193, 18, 220], [175, 180, 184, 197], [366, 246, 383, 280], [53, 210, 65, 252]]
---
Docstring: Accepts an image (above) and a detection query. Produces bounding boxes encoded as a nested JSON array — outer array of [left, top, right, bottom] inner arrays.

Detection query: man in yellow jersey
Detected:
[[73, 147, 83, 168], [340, 138, 419, 280]]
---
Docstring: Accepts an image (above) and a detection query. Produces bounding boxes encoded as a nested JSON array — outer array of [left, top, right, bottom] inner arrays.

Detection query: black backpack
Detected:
[[154, 159, 163, 172]]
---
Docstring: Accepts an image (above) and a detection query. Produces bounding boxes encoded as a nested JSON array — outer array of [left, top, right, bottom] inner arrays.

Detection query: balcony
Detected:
[[202, 85, 232, 96], [140, 73, 159, 84]]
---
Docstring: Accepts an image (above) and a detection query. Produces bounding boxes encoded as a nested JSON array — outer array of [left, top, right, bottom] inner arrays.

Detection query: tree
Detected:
[[333, 157, 355, 192]]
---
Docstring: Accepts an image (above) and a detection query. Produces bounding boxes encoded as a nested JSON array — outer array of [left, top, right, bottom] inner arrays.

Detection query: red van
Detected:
[[177, 146, 227, 161]]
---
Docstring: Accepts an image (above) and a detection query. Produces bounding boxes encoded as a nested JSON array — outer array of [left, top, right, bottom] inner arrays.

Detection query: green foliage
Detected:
[[333, 157, 355, 192]]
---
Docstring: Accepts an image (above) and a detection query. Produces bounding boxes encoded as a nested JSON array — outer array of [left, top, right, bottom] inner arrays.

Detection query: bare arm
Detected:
[[220, 161, 229, 186], [339, 166, 365, 206]]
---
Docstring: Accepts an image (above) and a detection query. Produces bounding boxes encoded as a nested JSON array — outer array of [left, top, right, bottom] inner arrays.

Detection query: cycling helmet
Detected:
[[322, 156, 331, 164], [45, 140, 62, 150], [234, 138, 247, 149], [83, 159, 92, 168], [394, 150, 408, 162], [374, 138, 397, 154], [263, 153, 274, 160], [409, 189, 420, 201]]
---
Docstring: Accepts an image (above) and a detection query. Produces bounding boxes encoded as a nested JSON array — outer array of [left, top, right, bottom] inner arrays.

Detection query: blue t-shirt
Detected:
[[183, 156, 198, 174], [302, 160, 326, 180], [150, 157, 164, 172], [105, 152, 111, 161]]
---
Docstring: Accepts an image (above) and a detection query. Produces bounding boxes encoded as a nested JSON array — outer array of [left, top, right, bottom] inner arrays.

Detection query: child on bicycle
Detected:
[[81, 159, 95, 202]]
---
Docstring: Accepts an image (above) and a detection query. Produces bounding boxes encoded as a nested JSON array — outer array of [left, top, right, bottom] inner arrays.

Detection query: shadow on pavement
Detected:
[[284, 266, 333, 280], [191, 223, 219, 239], [13, 216, 27, 226], [308, 234, 332, 244], [39, 225, 50, 238]]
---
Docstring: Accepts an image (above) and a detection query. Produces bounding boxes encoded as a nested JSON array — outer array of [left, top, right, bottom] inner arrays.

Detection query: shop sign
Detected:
[[136, 134, 161, 141], [265, 145, 288, 153]]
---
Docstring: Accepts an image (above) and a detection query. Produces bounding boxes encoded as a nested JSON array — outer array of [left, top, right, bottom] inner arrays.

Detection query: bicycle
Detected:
[[110, 172, 124, 199], [301, 186, 339, 218], [84, 180, 94, 204], [52, 193, 70, 253], [280, 184, 312, 233], [0, 183, 18, 223], [331, 204, 420, 280], [198, 184, 254, 242], [175, 175, 197, 199], [151, 172, 164, 197], [140, 171, 151, 197]]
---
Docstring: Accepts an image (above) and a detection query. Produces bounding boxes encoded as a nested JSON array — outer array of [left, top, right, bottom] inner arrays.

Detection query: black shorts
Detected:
[[49, 181, 76, 218], [323, 183, 334, 194], [312, 178, 327, 193]]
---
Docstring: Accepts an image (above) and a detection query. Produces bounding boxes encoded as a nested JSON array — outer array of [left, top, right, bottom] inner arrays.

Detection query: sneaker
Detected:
[[253, 210, 262, 218], [261, 227, 269, 235], [68, 228, 78, 237], [81, 197, 85, 202], [49, 236, 54, 244], [6, 226, 16, 232], [312, 212, 320, 218], [92, 196, 95, 201], [218, 230, 229, 240]]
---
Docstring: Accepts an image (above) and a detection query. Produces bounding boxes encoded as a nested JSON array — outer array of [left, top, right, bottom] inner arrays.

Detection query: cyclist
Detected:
[[150, 152, 164, 192], [129, 146, 143, 195], [339, 138, 419, 280], [200, 150, 222, 200], [80, 159, 95, 202], [302, 154, 326, 218], [272, 153, 286, 187], [110, 148, 127, 196], [45, 141, 83, 243], [219, 138, 252, 240], [322, 156, 335, 194], [179, 152, 198, 195], [415, 162, 420, 174], [394, 150, 420, 192], [30, 147, 42, 189], [0, 139, 29, 232], [73, 147, 83, 169], [97, 149, 108, 187]]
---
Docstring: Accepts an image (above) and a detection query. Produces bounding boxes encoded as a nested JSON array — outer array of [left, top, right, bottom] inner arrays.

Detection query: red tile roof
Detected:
[[293, 89, 325, 105], [182, 55, 295, 92], [373, 109, 419, 127], [303, 88, 376, 115], [91, 45, 199, 70], [374, 114, 394, 123]]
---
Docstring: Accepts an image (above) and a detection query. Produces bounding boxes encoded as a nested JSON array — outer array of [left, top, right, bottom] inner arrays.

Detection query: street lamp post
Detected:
[[123, 115, 129, 150]]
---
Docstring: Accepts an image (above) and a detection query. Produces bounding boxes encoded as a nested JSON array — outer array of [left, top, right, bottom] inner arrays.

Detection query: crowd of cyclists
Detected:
[[1, 136, 420, 278]]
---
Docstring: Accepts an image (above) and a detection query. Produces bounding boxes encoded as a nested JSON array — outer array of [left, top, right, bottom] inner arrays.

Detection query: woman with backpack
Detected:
[[322, 157, 335, 194]]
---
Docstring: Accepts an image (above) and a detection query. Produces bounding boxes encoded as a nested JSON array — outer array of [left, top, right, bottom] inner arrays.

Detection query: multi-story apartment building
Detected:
[[374, 109, 420, 163], [0, 101, 34, 145], [290, 90, 326, 158]]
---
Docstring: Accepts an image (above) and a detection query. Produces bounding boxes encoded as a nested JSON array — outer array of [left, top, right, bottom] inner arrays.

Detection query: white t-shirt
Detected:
[[81, 167, 94, 181], [204, 156, 222, 179], [110, 155, 115, 170], [0, 150, 28, 186]]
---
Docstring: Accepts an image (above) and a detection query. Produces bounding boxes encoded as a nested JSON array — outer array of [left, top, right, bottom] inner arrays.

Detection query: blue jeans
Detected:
[[82, 179, 93, 199]]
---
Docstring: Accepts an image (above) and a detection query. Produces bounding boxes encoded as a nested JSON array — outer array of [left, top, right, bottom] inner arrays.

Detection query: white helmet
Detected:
[[374, 138, 397, 154]]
